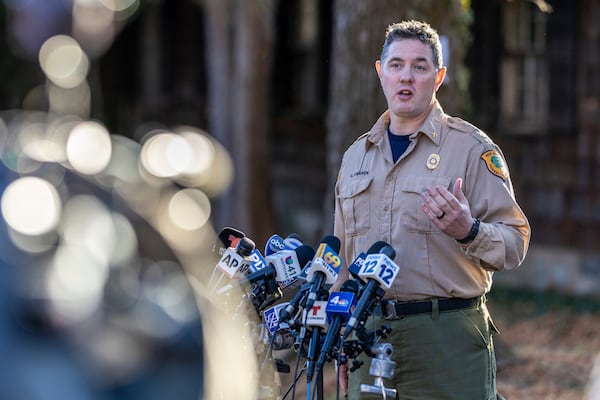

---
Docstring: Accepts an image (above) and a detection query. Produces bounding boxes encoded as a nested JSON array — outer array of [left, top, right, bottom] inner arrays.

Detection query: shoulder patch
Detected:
[[481, 150, 508, 181]]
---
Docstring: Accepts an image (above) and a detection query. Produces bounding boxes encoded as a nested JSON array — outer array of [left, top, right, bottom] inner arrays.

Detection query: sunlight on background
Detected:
[[0, 1, 257, 399]]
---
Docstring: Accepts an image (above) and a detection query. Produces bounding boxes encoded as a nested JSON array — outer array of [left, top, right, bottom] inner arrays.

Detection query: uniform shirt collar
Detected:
[[366, 99, 444, 148]]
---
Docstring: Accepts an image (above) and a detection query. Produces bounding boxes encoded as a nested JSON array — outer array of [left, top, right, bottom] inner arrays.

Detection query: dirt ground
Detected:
[[489, 292, 600, 400], [278, 289, 600, 400]]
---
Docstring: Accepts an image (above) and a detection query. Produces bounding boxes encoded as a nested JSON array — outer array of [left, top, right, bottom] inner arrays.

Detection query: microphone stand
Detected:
[[314, 369, 324, 400], [359, 343, 397, 399]]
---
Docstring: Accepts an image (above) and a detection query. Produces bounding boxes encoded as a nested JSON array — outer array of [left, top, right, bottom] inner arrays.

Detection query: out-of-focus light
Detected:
[[1, 176, 61, 236], [7, 228, 58, 254], [102, 135, 142, 184], [168, 189, 211, 231], [19, 121, 58, 162], [178, 129, 215, 176], [66, 120, 112, 174], [47, 243, 107, 324], [138, 126, 234, 195], [157, 273, 198, 323], [59, 195, 137, 267], [39, 35, 90, 89], [140, 131, 187, 179], [109, 212, 138, 266], [48, 81, 91, 117]]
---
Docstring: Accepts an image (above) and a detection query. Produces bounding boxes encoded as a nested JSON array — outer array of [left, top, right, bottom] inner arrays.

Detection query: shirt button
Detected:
[[384, 205, 389, 211]]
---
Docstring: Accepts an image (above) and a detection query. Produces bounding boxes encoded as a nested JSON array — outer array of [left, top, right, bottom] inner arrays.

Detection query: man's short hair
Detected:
[[381, 20, 443, 69]]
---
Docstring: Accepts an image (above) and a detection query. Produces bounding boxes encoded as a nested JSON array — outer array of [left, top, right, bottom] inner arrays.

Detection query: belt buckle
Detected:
[[382, 300, 399, 320]]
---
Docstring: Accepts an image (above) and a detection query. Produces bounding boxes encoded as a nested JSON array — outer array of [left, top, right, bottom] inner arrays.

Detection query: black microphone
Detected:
[[342, 244, 399, 341], [215, 226, 245, 254], [313, 279, 360, 379], [278, 281, 311, 324], [304, 235, 342, 310], [219, 244, 314, 313]]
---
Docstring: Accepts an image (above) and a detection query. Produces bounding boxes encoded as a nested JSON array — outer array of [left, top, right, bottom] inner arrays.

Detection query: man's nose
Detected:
[[399, 66, 413, 82]]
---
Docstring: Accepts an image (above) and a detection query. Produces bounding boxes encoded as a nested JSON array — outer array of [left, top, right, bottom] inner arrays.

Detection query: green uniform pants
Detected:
[[347, 299, 503, 400]]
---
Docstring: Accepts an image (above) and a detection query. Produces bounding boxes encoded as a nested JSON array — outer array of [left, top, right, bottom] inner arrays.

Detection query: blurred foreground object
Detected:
[[0, 109, 261, 400]]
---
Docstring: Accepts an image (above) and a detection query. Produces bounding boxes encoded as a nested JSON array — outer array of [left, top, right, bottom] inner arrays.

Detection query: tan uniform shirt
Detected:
[[334, 101, 531, 301]]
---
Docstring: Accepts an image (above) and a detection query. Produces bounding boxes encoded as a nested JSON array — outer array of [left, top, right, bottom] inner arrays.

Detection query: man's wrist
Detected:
[[457, 218, 480, 244]]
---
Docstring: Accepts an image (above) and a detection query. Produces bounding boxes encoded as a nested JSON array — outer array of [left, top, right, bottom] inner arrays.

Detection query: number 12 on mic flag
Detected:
[[359, 254, 400, 289]]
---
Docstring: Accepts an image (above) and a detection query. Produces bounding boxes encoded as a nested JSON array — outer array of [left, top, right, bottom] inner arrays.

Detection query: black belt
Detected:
[[378, 296, 481, 319]]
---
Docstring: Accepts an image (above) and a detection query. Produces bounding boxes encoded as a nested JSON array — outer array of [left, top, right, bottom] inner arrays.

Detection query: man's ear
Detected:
[[375, 59, 382, 79], [434, 66, 447, 91]]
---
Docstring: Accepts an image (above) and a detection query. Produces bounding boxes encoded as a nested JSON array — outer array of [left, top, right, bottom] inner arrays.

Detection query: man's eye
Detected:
[[414, 65, 426, 71], [390, 63, 400, 69]]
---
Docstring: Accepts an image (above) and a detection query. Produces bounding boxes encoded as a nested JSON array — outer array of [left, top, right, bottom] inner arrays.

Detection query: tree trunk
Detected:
[[204, 0, 276, 243]]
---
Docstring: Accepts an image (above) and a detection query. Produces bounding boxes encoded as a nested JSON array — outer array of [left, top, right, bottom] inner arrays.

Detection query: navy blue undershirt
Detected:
[[388, 128, 411, 163]]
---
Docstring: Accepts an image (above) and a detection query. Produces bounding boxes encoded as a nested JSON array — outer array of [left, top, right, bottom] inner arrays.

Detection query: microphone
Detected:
[[248, 248, 268, 273], [278, 281, 311, 324], [215, 226, 245, 254], [262, 302, 295, 351], [348, 241, 389, 281], [210, 236, 256, 289], [264, 233, 304, 256], [263, 302, 290, 335], [221, 244, 314, 313], [314, 279, 360, 378], [304, 297, 329, 382], [305, 235, 342, 310], [265, 244, 315, 290], [342, 244, 400, 341], [283, 233, 303, 250], [264, 234, 287, 256]]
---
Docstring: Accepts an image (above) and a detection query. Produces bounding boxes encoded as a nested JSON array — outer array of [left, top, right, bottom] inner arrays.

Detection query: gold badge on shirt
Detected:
[[426, 153, 440, 170], [481, 150, 508, 180]]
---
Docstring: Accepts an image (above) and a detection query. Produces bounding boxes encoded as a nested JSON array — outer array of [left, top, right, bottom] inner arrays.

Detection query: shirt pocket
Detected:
[[337, 177, 372, 237], [397, 175, 451, 233]]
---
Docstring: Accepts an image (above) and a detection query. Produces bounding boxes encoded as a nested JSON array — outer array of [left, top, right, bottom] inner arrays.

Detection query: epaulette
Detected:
[[446, 116, 477, 134], [447, 116, 497, 149]]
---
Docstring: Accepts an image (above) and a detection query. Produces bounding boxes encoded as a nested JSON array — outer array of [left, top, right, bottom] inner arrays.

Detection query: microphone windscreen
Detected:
[[284, 233, 303, 249], [367, 241, 389, 254], [381, 245, 396, 261], [236, 237, 256, 256], [295, 245, 315, 267], [320, 235, 341, 254], [340, 279, 360, 294], [218, 226, 245, 248]]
